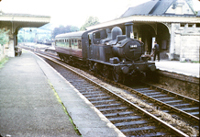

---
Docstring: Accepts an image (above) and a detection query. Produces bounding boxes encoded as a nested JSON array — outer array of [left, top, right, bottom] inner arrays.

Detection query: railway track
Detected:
[[100, 76, 199, 122], [38, 51, 199, 123], [34, 51, 199, 136]]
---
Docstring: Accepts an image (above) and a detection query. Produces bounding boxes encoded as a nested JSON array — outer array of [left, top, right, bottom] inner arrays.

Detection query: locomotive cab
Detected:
[[88, 29, 113, 62]]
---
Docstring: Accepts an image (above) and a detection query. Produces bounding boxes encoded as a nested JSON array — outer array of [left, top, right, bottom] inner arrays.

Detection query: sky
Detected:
[[0, 0, 200, 28]]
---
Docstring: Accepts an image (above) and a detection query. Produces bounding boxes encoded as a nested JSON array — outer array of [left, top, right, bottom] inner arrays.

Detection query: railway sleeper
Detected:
[[134, 88, 149, 91], [98, 106, 128, 112], [87, 96, 111, 101], [80, 90, 104, 95], [109, 115, 142, 122], [136, 89, 155, 93], [180, 107, 199, 111], [144, 92, 161, 96], [83, 93, 106, 98], [188, 111, 199, 116], [155, 97, 175, 101], [164, 100, 182, 104], [171, 103, 191, 107], [114, 120, 149, 127], [90, 99, 116, 104], [130, 132, 167, 137], [95, 103, 122, 108], [104, 111, 134, 117], [120, 125, 156, 132], [75, 86, 95, 90], [149, 94, 167, 98]]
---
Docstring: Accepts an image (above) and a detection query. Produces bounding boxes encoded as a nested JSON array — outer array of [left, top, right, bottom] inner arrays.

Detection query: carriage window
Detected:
[[66, 39, 69, 47], [69, 39, 71, 47], [56, 39, 65, 47], [78, 39, 82, 49], [71, 39, 74, 47], [74, 39, 78, 48]]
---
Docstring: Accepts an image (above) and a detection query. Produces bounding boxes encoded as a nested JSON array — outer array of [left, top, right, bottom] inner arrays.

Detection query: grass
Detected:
[[48, 80, 82, 136], [180, 60, 200, 63], [0, 57, 9, 69]]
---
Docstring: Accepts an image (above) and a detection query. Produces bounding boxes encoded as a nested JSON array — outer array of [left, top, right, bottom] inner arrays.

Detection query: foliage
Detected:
[[0, 28, 10, 45], [80, 16, 100, 31], [0, 57, 9, 69], [52, 25, 79, 38], [18, 34, 24, 43]]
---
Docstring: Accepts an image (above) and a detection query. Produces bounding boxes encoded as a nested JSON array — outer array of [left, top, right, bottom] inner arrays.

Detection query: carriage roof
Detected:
[[55, 31, 86, 39]]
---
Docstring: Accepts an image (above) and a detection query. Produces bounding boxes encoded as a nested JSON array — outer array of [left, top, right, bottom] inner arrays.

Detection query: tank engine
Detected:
[[55, 22, 156, 82]]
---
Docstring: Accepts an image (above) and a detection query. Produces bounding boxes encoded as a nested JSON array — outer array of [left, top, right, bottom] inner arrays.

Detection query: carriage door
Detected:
[[88, 34, 93, 59]]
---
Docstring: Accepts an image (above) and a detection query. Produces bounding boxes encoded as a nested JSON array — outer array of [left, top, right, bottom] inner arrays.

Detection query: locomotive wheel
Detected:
[[89, 62, 94, 71], [112, 67, 126, 83], [112, 68, 121, 83], [63, 56, 69, 63], [102, 65, 110, 78]]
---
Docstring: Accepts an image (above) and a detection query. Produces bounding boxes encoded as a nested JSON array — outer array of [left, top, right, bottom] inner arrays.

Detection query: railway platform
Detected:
[[155, 60, 199, 78], [0, 50, 124, 137]]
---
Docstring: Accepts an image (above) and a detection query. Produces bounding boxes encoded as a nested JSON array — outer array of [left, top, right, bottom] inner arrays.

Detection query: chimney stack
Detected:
[[125, 22, 133, 38]]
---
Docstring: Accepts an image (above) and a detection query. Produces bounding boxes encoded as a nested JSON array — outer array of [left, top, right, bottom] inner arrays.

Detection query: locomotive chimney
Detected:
[[125, 22, 133, 38]]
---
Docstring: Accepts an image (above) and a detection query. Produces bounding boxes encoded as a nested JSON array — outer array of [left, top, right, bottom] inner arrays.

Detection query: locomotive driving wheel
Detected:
[[102, 65, 110, 78], [112, 67, 126, 83], [112, 67, 121, 83]]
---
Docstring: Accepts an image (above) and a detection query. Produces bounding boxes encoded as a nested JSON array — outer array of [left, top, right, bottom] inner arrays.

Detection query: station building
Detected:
[[87, 0, 200, 61]]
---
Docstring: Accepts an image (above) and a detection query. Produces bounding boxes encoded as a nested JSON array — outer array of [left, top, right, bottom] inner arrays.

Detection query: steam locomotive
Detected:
[[55, 23, 156, 82]]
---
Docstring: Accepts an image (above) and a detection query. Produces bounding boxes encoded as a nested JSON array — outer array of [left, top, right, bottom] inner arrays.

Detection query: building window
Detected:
[[180, 23, 186, 27], [188, 24, 193, 27], [196, 23, 200, 28]]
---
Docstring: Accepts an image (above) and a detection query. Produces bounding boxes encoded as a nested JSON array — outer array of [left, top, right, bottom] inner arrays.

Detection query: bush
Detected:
[[0, 28, 10, 45]]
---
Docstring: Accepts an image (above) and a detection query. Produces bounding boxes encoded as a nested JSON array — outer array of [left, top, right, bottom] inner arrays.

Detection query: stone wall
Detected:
[[180, 35, 200, 61], [170, 23, 200, 61]]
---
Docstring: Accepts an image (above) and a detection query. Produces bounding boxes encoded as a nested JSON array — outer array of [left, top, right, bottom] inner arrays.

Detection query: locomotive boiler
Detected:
[[55, 22, 156, 82]]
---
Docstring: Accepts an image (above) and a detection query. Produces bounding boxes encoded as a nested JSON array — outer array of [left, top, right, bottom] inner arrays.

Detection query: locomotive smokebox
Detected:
[[125, 22, 133, 38]]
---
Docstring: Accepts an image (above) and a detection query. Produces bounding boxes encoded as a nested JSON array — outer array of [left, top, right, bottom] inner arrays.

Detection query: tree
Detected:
[[0, 28, 10, 45], [18, 35, 24, 43], [52, 25, 79, 38], [80, 16, 100, 31]]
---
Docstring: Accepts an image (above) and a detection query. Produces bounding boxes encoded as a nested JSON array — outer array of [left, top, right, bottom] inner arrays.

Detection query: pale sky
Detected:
[[0, 0, 200, 28]]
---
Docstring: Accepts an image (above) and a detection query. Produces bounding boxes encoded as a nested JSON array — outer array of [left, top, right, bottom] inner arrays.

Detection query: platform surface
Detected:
[[0, 50, 124, 137], [155, 60, 199, 78]]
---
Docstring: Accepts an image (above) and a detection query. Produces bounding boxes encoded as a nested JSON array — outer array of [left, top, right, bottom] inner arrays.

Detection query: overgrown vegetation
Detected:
[[0, 28, 10, 45], [48, 80, 81, 136], [0, 57, 9, 69]]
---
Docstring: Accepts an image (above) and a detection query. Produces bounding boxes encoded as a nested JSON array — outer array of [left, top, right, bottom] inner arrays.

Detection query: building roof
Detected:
[[120, 0, 159, 17], [120, 0, 196, 18], [86, 0, 200, 30], [0, 11, 50, 22]]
